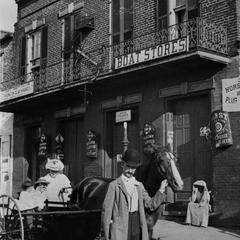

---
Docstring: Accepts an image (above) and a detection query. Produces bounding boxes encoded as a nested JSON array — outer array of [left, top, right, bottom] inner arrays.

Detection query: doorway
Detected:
[[105, 107, 140, 178], [168, 94, 212, 202], [57, 118, 84, 185]]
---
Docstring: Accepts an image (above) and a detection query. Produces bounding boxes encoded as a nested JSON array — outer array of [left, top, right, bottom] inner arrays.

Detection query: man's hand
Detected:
[[159, 179, 168, 193]]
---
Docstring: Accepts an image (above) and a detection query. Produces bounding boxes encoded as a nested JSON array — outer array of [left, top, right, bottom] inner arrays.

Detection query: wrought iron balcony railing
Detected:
[[0, 18, 228, 102], [112, 17, 228, 58]]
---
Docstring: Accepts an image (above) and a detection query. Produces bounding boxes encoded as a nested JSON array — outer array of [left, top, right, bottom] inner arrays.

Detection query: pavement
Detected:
[[152, 219, 240, 240]]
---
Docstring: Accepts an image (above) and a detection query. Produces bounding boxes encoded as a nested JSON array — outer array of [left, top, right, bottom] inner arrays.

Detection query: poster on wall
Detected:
[[222, 77, 240, 112], [86, 130, 98, 159], [210, 110, 233, 148]]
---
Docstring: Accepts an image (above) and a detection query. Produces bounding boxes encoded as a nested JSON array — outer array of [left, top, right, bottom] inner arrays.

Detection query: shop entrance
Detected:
[[58, 118, 84, 185], [166, 94, 212, 212], [105, 107, 140, 178]]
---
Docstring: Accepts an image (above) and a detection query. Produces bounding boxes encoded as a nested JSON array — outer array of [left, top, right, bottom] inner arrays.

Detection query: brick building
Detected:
[[0, 0, 239, 226], [0, 31, 14, 195]]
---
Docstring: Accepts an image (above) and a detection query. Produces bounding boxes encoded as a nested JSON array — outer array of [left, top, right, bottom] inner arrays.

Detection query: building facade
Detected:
[[0, 0, 239, 226], [0, 31, 14, 195]]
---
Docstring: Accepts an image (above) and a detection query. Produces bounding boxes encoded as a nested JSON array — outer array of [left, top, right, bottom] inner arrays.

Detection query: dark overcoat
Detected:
[[101, 177, 165, 240]]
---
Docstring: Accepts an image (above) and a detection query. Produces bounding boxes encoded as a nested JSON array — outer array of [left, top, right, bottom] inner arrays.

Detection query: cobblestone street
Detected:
[[152, 220, 240, 240]]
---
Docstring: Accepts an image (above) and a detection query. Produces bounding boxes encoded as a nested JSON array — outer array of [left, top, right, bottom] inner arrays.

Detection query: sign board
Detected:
[[222, 77, 240, 112], [114, 37, 189, 70], [0, 81, 34, 103], [210, 110, 233, 148], [115, 110, 131, 123]]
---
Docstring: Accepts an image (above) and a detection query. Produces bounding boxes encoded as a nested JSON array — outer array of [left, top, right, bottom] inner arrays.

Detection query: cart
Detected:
[[0, 194, 103, 240]]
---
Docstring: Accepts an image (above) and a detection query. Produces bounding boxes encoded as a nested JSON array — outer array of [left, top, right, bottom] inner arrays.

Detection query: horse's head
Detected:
[[152, 144, 183, 191]]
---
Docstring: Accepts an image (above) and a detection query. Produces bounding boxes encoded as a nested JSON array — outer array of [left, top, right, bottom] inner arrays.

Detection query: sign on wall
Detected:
[[222, 77, 240, 112], [210, 110, 233, 148], [114, 37, 189, 70], [0, 82, 34, 103]]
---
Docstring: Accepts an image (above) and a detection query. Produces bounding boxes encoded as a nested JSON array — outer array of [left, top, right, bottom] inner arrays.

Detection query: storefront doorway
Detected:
[[105, 107, 140, 178], [166, 94, 212, 211], [57, 118, 84, 185]]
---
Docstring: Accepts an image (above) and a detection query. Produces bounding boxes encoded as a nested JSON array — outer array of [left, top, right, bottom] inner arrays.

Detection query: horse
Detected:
[[68, 145, 183, 240]]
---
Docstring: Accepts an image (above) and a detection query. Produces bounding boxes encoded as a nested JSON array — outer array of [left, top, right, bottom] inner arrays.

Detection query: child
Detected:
[[34, 177, 50, 210]]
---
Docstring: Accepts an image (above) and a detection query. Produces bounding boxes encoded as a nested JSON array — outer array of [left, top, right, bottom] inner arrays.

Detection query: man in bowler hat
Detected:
[[102, 148, 168, 240]]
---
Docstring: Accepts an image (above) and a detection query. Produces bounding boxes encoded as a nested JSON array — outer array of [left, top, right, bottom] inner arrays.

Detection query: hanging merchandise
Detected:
[[142, 123, 156, 154], [38, 133, 48, 159], [86, 130, 98, 159], [210, 110, 233, 148], [55, 133, 64, 160]]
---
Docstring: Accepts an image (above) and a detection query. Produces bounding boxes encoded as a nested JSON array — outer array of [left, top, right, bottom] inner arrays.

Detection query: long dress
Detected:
[[185, 181, 210, 227]]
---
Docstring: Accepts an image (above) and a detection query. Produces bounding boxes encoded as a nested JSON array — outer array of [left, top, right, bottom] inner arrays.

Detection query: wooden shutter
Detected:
[[20, 35, 26, 76], [41, 26, 48, 69]]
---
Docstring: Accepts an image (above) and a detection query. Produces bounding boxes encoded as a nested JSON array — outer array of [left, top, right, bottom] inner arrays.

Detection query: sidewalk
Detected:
[[152, 220, 240, 240]]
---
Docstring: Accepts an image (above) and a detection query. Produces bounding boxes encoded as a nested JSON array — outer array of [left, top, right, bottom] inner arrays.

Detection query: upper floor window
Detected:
[[156, 0, 168, 31], [112, 0, 133, 45], [63, 12, 82, 59], [20, 19, 48, 77]]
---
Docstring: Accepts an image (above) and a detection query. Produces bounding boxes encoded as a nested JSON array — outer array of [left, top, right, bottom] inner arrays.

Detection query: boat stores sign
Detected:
[[114, 37, 189, 70], [222, 77, 240, 112]]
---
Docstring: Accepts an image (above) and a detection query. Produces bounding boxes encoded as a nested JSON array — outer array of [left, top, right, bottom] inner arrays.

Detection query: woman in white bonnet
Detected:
[[42, 158, 72, 206], [185, 180, 211, 227]]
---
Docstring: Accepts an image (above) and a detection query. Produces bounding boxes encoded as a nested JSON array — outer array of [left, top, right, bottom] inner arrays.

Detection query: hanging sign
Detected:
[[115, 110, 131, 123], [55, 133, 64, 160], [38, 133, 48, 158], [210, 110, 233, 148], [86, 130, 98, 158], [114, 37, 189, 70], [222, 77, 240, 112]]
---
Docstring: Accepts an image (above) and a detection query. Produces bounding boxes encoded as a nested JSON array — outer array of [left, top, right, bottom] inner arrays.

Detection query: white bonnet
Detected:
[[45, 158, 64, 171]]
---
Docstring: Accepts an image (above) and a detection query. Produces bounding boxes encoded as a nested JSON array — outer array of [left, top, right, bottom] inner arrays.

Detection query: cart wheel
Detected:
[[0, 195, 24, 240]]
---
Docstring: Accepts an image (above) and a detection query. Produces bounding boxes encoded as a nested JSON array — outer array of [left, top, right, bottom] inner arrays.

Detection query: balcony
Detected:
[[0, 18, 229, 109]]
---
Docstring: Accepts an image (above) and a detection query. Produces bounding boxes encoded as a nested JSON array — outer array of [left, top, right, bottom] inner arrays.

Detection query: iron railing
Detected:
[[0, 18, 228, 99]]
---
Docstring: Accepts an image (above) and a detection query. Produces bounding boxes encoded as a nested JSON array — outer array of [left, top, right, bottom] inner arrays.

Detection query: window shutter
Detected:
[[64, 15, 72, 56], [41, 26, 48, 69], [20, 36, 26, 76]]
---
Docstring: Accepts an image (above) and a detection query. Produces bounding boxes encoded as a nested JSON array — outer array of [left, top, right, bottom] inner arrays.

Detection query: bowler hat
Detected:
[[122, 149, 142, 168]]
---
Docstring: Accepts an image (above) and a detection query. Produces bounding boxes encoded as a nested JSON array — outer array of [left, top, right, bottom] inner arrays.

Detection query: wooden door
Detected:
[[170, 95, 211, 199], [25, 126, 41, 181], [105, 107, 140, 178], [58, 118, 84, 185]]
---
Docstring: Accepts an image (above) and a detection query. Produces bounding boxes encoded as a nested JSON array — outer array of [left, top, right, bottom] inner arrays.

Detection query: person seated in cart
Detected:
[[34, 177, 50, 210], [42, 158, 72, 207]]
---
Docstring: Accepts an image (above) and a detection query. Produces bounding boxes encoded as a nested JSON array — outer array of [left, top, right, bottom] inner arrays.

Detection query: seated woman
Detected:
[[185, 180, 211, 227], [42, 158, 72, 207]]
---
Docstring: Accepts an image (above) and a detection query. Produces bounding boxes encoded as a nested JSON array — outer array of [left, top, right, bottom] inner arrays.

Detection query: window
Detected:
[[63, 12, 83, 59], [112, 0, 133, 45], [20, 25, 48, 76], [32, 31, 41, 61], [157, 0, 168, 31]]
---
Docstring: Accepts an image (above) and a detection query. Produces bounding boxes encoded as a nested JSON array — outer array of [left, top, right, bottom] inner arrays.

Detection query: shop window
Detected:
[[20, 25, 48, 76], [112, 0, 133, 46]]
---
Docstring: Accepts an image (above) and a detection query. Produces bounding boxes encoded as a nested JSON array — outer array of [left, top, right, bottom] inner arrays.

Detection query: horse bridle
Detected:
[[154, 151, 177, 184]]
